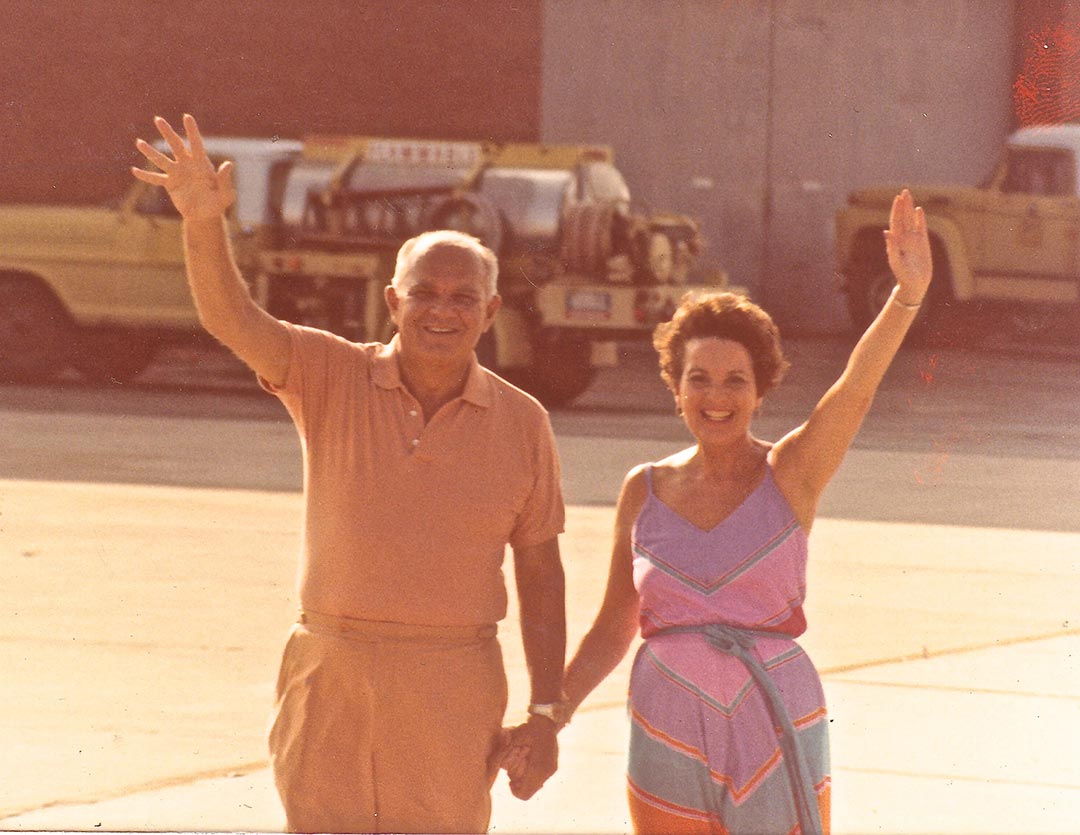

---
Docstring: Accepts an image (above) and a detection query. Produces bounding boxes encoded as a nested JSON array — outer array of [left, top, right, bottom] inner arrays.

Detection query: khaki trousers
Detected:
[[268, 611, 508, 834]]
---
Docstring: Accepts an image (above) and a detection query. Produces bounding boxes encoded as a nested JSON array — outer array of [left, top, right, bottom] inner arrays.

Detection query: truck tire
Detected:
[[71, 329, 159, 384], [845, 237, 947, 337], [845, 266, 896, 332], [0, 277, 70, 383], [424, 194, 504, 254], [502, 331, 596, 408], [560, 203, 617, 275]]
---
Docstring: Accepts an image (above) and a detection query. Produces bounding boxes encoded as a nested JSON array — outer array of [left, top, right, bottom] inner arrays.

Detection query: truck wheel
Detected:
[[71, 330, 159, 384], [0, 277, 70, 383], [502, 331, 596, 408], [846, 266, 939, 336], [845, 267, 895, 331]]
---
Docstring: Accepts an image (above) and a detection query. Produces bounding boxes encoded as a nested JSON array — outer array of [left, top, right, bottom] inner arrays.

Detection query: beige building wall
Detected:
[[540, 0, 1016, 332]]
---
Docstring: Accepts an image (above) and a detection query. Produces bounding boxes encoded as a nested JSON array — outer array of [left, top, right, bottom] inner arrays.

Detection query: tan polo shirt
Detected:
[[262, 324, 565, 627]]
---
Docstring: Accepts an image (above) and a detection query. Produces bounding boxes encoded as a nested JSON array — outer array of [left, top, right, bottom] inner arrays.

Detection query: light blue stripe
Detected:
[[629, 712, 830, 827], [628, 719, 716, 817]]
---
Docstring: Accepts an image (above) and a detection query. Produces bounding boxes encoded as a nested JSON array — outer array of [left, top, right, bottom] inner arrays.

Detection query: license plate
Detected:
[[565, 290, 612, 321]]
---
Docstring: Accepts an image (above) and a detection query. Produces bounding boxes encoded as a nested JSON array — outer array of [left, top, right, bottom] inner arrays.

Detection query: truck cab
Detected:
[[836, 125, 1080, 337], [0, 138, 302, 382]]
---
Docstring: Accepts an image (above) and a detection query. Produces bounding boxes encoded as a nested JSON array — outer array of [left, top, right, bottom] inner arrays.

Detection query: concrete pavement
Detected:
[[2, 486, 1077, 833], [6, 629, 1078, 835]]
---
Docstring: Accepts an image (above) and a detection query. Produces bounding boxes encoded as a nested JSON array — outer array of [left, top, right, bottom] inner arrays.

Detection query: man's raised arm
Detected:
[[132, 114, 290, 387]]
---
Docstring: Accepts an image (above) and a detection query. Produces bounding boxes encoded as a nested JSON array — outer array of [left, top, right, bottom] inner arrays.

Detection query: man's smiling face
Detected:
[[386, 243, 500, 366]]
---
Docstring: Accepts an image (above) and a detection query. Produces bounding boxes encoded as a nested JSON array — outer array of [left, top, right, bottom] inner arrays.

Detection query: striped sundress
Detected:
[[627, 464, 831, 834]]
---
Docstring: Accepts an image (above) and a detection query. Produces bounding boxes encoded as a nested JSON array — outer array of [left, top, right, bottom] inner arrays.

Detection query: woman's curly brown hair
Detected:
[[653, 292, 789, 396]]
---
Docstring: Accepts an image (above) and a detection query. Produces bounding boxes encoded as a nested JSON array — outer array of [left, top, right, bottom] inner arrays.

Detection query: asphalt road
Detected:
[[4, 332, 1080, 527]]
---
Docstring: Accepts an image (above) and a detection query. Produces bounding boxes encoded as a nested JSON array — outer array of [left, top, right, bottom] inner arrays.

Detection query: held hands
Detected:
[[883, 188, 932, 305], [131, 115, 236, 222], [498, 717, 559, 800]]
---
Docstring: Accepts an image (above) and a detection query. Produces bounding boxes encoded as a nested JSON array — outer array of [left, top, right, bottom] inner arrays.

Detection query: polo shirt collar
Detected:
[[372, 336, 493, 408]]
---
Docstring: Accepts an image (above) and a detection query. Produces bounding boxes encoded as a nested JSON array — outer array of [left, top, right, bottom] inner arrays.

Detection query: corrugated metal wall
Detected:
[[540, 0, 1017, 332], [2, 0, 1056, 332]]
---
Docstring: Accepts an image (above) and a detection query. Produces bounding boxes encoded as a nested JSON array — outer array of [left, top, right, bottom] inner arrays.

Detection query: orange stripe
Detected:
[[628, 775, 829, 834], [793, 705, 829, 729], [627, 778, 724, 833], [630, 706, 709, 763]]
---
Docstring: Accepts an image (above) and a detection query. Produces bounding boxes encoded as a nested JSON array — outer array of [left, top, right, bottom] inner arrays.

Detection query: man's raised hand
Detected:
[[132, 115, 235, 222]]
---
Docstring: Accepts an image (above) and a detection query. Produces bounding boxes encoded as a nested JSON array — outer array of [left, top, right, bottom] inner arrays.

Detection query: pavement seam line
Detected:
[[834, 766, 1080, 791], [819, 626, 1080, 675], [826, 678, 1080, 700], [0, 760, 268, 821]]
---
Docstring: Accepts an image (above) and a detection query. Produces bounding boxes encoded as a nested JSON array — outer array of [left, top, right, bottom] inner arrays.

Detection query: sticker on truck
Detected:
[[365, 140, 481, 168], [565, 289, 613, 321]]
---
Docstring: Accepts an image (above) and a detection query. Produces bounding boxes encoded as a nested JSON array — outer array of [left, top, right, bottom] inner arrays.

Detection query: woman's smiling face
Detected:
[[676, 337, 762, 441]]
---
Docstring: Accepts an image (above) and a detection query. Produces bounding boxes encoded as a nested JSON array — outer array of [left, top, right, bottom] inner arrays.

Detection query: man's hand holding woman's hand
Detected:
[[498, 717, 559, 800]]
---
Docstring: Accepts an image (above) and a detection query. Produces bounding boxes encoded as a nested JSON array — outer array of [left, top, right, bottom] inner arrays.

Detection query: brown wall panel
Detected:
[[1, 0, 542, 203]]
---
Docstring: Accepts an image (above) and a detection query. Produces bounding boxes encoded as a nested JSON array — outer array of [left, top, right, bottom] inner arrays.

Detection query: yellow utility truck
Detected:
[[0, 134, 724, 404], [836, 125, 1080, 338], [0, 137, 303, 383]]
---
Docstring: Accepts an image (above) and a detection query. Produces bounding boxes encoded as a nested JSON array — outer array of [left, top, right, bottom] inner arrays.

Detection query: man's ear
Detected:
[[385, 284, 401, 319], [482, 294, 502, 331]]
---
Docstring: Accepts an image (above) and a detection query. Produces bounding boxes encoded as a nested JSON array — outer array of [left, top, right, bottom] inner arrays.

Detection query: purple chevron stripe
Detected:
[[632, 517, 799, 594]]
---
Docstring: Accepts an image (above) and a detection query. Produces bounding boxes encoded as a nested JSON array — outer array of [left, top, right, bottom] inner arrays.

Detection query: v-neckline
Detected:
[[649, 468, 770, 534]]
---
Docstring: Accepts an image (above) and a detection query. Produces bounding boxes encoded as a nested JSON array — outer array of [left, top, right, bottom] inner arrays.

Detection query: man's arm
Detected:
[[132, 115, 290, 386], [507, 535, 566, 799]]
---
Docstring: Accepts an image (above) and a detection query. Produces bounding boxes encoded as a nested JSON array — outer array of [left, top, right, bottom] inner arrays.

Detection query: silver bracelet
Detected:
[[890, 292, 924, 310]]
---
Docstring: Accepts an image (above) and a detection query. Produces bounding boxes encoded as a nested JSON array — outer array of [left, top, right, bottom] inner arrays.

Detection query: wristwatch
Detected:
[[527, 700, 568, 727]]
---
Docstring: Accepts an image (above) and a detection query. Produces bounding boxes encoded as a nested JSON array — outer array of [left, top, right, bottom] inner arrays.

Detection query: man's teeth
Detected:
[[427, 327, 455, 333], [702, 410, 733, 420]]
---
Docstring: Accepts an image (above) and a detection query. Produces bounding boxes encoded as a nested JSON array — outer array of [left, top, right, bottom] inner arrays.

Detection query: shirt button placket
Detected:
[[405, 403, 422, 455]]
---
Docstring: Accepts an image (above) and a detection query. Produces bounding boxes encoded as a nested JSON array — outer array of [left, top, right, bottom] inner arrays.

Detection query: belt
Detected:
[[298, 610, 497, 644], [650, 623, 823, 835]]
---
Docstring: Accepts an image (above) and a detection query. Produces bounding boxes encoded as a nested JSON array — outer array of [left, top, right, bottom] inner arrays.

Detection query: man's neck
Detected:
[[395, 350, 472, 421]]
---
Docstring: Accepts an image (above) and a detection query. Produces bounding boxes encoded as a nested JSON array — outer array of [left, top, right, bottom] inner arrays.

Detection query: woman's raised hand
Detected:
[[883, 188, 932, 304]]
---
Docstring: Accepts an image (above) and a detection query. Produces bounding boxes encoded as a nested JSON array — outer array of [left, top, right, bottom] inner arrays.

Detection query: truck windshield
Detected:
[[578, 162, 631, 205], [1002, 146, 1075, 196], [279, 160, 338, 227], [478, 168, 574, 241]]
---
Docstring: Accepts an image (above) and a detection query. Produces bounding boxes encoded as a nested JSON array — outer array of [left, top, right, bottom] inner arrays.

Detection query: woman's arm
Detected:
[[771, 189, 932, 529], [561, 467, 647, 720]]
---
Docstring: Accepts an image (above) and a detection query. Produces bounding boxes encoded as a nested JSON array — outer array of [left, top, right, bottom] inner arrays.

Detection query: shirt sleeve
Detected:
[[508, 412, 566, 550], [257, 322, 364, 433]]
